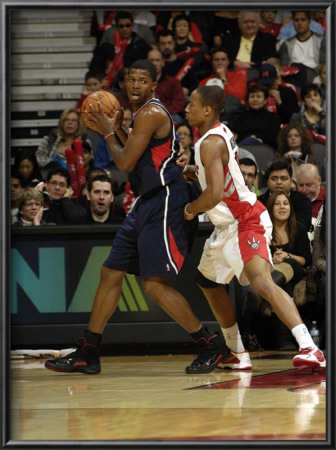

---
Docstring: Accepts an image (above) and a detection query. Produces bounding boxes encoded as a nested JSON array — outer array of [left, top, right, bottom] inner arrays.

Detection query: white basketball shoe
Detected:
[[216, 350, 252, 370], [293, 347, 326, 371]]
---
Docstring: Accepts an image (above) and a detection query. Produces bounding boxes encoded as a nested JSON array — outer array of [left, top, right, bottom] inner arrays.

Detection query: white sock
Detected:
[[221, 323, 245, 353], [291, 324, 316, 349]]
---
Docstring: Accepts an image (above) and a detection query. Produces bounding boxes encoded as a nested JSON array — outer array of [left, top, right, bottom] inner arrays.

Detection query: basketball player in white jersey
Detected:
[[182, 85, 325, 372]]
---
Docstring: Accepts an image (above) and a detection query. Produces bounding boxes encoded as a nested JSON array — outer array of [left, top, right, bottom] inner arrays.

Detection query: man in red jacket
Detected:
[[198, 47, 247, 103], [147, 48, 186, 125]]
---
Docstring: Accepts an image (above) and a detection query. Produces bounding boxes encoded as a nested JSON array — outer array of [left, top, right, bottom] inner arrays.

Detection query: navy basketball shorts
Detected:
[[103, 184, 191, 278]]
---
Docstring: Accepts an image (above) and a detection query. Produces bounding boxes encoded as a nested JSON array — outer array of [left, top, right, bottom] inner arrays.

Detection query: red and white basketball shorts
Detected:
[[198, 201, 273, 286]]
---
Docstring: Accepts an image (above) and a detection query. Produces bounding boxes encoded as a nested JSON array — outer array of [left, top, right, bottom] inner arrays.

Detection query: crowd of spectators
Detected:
[[11, 9, 328, 349]]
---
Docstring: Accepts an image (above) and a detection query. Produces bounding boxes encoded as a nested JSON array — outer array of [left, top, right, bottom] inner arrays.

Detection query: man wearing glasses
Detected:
[[89, 11, 152, 75], [36, 167, 79, 225], [239, 157, 260, 196], [12, 188, 46, 227]]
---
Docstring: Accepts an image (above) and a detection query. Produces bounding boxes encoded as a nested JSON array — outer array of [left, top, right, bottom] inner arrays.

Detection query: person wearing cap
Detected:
[[255, 62, 300, 125]]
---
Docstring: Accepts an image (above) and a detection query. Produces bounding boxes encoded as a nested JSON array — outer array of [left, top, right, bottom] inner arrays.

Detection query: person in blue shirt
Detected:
[[277, 14, 324, 41]]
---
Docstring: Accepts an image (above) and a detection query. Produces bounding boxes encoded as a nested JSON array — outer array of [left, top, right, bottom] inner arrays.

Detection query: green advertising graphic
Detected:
[[11, 247, 150, 314]]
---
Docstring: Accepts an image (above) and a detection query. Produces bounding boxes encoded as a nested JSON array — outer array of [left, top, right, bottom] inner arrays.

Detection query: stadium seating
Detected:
[[10, 10, 96, 161]]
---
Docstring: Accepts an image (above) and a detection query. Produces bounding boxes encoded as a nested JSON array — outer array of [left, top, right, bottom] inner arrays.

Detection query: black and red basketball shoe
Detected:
[[45, 336, 101, 374]]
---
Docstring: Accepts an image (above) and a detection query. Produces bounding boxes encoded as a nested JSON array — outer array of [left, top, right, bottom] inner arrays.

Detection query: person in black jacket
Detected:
[[257, 160, 312, 232], [73, 174, 125, 225], [219, 10, 278, 71], [157, 29, 199, 97], [229, 83, 281, 148], [37, 167, 80, 225], [89, 11, 152, 74]]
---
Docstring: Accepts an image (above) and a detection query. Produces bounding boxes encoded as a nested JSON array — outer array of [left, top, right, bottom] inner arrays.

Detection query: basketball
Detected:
[[81, 90, 121, 132]]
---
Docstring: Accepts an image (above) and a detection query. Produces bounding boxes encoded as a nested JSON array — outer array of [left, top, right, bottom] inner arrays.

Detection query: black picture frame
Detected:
[[2, 1, 335, 449]]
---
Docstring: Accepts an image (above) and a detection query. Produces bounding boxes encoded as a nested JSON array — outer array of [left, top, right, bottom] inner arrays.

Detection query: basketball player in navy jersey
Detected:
[[45, 60, 230, 375], [182, 85, 325, 372]]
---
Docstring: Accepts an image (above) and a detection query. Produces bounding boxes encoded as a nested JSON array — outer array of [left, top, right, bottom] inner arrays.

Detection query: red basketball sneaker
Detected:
[[217, 350, 252, 370], [293, 347, 326, 371]]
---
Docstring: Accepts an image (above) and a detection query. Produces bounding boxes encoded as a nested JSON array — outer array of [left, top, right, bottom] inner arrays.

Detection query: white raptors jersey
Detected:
[[194, 121, 257, 226]]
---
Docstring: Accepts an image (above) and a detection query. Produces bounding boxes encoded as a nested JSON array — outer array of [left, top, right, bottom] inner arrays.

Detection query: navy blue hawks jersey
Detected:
[[128, 98, 185, 196]]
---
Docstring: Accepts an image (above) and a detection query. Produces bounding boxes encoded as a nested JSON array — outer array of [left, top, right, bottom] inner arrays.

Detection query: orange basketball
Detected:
[[81, 90, 121, 133]]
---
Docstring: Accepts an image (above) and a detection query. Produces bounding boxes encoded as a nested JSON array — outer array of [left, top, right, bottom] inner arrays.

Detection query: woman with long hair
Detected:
[[14, 149, 42, 187], [274, 122, 321, 178], [35, 108, 91, 168], [267, 191, 311, 291]]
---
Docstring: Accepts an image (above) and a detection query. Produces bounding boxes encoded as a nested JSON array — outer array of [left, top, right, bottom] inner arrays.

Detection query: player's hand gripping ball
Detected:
[[81, 90, 121, 132]]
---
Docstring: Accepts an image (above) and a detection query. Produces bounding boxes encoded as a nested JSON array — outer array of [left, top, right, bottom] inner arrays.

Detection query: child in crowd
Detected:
[[76, 71, 106, 112]]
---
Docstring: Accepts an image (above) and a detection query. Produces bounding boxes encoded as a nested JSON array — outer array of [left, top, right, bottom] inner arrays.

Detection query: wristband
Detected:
[[104, 131, 115, 140], [184, 203, 195, 217]]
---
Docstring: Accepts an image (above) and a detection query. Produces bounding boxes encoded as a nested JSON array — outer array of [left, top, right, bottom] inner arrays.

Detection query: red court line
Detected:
[[186, 369, 326, 390]]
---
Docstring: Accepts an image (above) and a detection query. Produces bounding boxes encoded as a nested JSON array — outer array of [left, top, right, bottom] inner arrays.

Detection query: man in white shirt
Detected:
[[278, 11, 326, 86]]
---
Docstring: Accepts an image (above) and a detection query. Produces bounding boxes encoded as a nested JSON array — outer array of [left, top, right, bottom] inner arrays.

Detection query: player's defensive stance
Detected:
[[182, 85, 325, 372], [44, 61, 231, 375]]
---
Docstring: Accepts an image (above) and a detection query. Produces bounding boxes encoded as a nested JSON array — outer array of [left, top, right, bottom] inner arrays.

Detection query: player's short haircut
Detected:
[[130, 59, 157, 82], [195, 85, 226, 113]]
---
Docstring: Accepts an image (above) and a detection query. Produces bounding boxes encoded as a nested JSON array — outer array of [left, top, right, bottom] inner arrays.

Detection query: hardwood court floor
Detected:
[[10, 351, 326, 443]]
